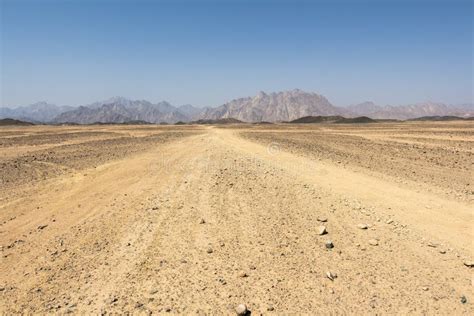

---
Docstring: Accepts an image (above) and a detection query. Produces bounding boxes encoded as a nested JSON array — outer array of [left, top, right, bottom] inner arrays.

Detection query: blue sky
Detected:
[[1, 0, 472, 107]]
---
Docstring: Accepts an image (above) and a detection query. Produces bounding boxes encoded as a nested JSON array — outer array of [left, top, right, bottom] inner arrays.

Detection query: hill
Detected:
[[335, 116, 376, 123], [289, 115, 345, 123], [191, 118, 244, 125], [0, 118, 35, 126], [408, 116, 472, 121]]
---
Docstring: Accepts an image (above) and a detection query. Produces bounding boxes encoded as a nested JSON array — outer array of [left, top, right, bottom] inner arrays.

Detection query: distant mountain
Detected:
[[0, 102, 74, 123], [347, 101, 473, 120], [54, 99, 188, 124], [177, 104, 204, 120], [346, 101, 380, 116], [200, 89, 344, 122], [202, 90, 472, 122], [2, 92, 472, 124], [85, 96, 179, 115]]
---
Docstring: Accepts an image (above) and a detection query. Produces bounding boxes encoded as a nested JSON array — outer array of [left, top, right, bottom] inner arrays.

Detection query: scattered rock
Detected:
[[461, 296, 467, 304], [439, 250, 446, 254], [199, 218, 206, 224], [317, 217, 328, 222], [368, 239, 379, 246], [267, 305, 274, 311], [326, 271, 337, 281], [107, 296, 118, 305], [206, 248, 213, 254], [37, 225, 48, 230], [464, 261, 474, 268], [422, 286, 429, 291], [386, 219, 393, 224], [325, 240, 334, 249], [357, 224, 368, 230], [238, 271, 248, 278], [317, 226, 327, 235], [235, 303, 248, 315], [427, 242, 437, 248]]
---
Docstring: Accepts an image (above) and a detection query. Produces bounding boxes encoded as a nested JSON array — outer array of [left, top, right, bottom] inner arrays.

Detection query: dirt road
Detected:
[[1, 124, 472, 314]]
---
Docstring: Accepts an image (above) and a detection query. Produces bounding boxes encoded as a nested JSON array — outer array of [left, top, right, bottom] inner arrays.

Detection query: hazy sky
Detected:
[[1, 0, 472, 108]]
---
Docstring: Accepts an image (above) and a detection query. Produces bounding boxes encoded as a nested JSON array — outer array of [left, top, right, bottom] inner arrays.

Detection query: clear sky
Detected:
[[1, 0, 472, 107]]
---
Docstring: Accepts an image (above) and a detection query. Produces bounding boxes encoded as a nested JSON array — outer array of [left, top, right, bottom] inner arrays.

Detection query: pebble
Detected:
[[317, 217, 328, 222], [325, 240, 334, 249], [386, 219, 393, 224], [461, 296, 467, 304], [37, 225, 48, 230], [238, 271, 248, 278], [368, 239, 379, 246], [357, 224, 368, 230], [422, 286, 429, 291], [464, 261, 474, 268], [317, 226, 327, 235], [206, 248, 213, 254], [267, 305, 274, 311], [326, 271, 337, 281], [199, 218, 206, 224], [107, 296, 118, 305], [235, 303, 248, 315]]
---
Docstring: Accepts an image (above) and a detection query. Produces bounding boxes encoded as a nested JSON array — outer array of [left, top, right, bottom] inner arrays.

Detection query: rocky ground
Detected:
[[0, 122, 472, 314]]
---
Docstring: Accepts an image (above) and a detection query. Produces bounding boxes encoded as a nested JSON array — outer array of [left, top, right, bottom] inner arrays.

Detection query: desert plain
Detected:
[[0, 121, 473, 314]]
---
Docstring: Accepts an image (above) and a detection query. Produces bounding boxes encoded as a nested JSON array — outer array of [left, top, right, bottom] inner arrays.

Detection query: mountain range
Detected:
[[53, 97, 191, 124], [0, 102, 75, 123], [346, 101, 473, 120], [1, 90, 472, 123]]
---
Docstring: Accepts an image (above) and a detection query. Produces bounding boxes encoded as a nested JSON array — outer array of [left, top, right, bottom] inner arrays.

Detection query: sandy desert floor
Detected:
[[0, 122, 473, 314]]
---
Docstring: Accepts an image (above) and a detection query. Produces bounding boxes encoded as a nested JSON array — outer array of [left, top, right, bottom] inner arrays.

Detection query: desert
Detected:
[[0, 121, 472, 314]]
